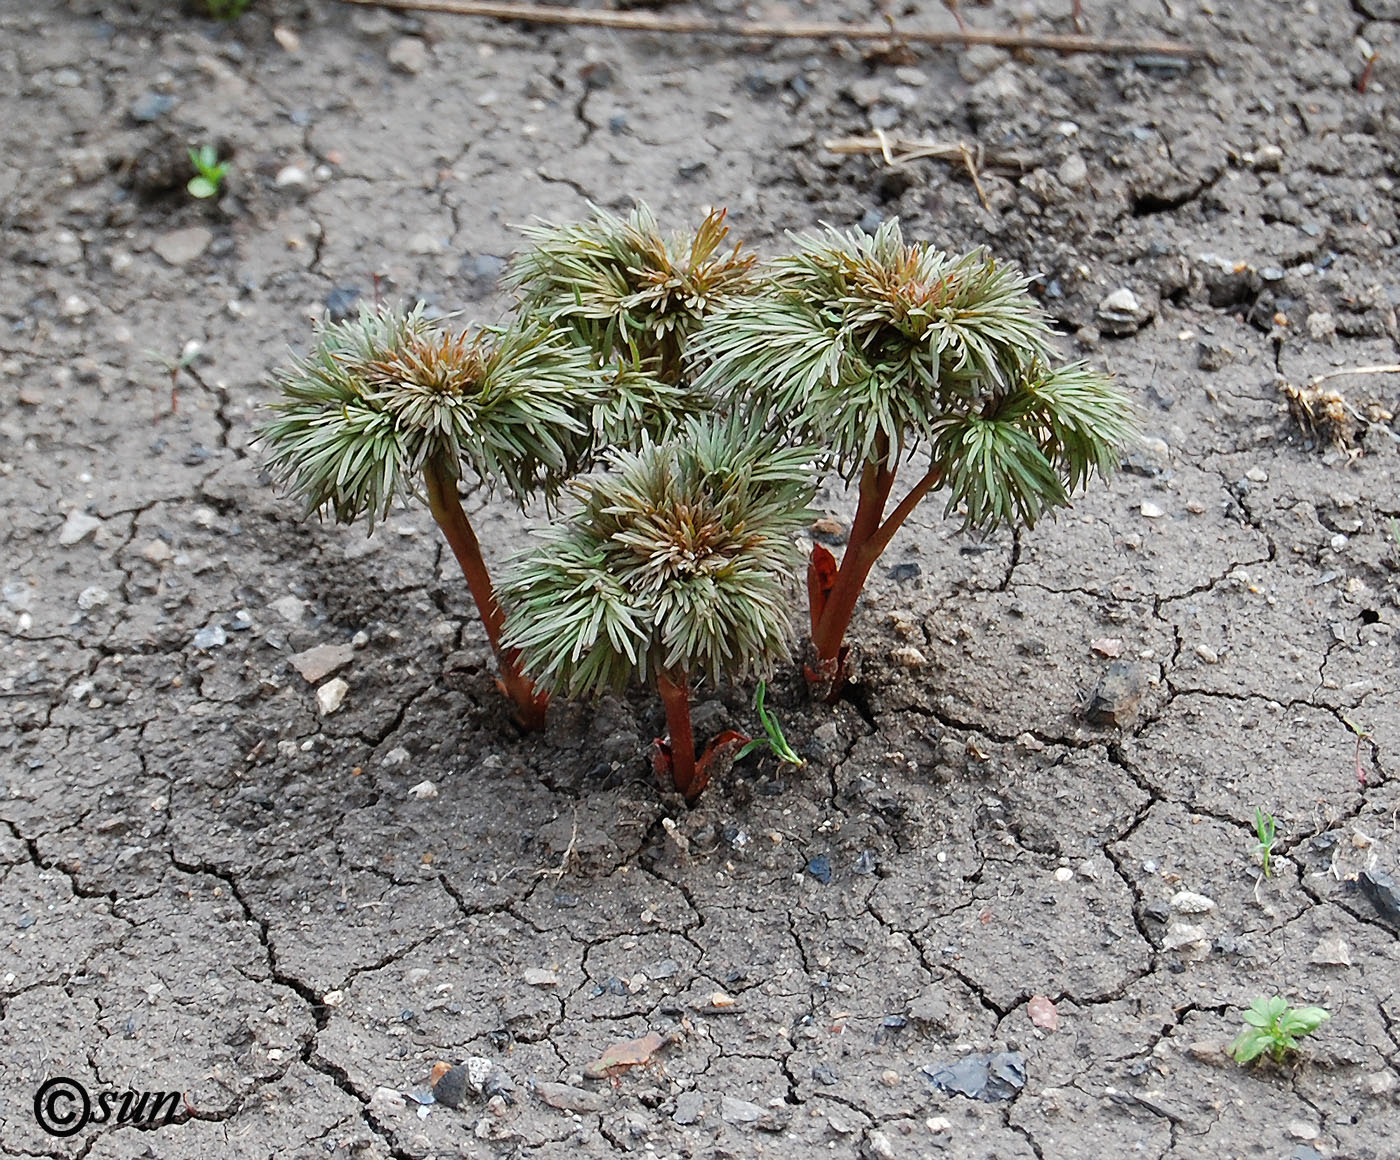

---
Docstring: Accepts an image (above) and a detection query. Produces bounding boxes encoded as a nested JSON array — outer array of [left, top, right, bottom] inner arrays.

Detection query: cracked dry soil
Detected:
[[2, 0, 1400, 1157]]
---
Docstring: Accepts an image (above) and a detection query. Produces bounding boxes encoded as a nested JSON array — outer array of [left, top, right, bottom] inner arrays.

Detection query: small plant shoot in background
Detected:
[[502, 417, 815, 801], [1229, 996, 1330, 1064], [1253, 807, 1277, 878], [693, 219, 1136, 696], [187, 145, 230, 199]]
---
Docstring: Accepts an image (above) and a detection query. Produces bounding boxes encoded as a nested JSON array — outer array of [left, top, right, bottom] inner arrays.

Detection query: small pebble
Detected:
[[1170, 890, 1216, 914], [1194, 643, 1219, 664], [272, 26, 301, 52], [1330, 534, 1348, 551], [316, 677, 349, 714], [891, 645, 926, 668], [388, 36, 428, 74], [1140, 501, 1165, 519], [523, 968, 559, 987], [1053, 867, 1074, 883], [1309, 936, 1351, 967], [192, 623, 226, 649], [1245, 466, 1269, 483], [290, 643, 355, 683], [408, 780, 438, 799], [275, 165, 309, 188], [153, 227, 213, 267], [58, 509, 103, 546]]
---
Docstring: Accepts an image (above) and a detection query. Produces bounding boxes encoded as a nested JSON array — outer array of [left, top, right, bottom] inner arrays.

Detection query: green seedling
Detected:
[[1253, 807, 1277, 878], [187, 145, 230, 199], [736, 681, 805, 768], [198, 0, 252, 19], [693, 219, 1137, 697], [1229, 996, 1330, 1064], [259, 303, 621, 730], [502, 416, 816, 802]]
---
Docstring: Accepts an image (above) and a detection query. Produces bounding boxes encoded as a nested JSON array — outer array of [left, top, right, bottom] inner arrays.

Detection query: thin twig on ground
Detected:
[[338, 0, 1202, 58], [823, 134, 1029, 175]]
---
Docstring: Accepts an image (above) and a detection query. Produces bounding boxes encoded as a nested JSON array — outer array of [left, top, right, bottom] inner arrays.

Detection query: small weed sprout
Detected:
[[145, 339, 203, 415], [1253, 808, 1278, 878], [260, 304, 614, 729], [1229, 996, 1330, 1064], [693, 219, 1137, 695], [507, 203, 758, 441], [736, 681, 805, 768], [187, 145, 230, 199], [501, 417, 815, 801], [197, 0, 252, 18]]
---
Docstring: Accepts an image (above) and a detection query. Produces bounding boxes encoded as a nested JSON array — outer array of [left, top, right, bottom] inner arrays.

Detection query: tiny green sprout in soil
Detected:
[[501, 415, 816, 802], [197, 0, 252, 19], [187, 145, 230, 199], [691, 217, 1138, 698], [735, 680, 805, 768], [1253, 807, 1278, 878], [1229, 996, 1330, 1064], [259, 303, 617, 730]]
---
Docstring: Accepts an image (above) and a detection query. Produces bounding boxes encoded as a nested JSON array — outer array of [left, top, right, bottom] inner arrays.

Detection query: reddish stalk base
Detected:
[[807, 454, 944, 701], [425, 462, 550, 731]]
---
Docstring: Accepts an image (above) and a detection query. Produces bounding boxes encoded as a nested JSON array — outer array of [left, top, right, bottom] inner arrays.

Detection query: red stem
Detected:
[[656, 670, 702, 802], [811, 459, 944, 665], [424, 460, 549, 731]]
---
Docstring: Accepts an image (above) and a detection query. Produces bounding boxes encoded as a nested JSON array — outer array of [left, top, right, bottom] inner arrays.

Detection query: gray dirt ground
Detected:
[[2, 0, 1399, 1157]]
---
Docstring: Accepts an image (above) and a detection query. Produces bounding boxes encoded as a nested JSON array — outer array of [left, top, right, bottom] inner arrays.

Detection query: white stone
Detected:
[[316, 677, 349, 715], [269, 594, 307, 624], [77, 586, 109, 610], [382, 746, 410, 767], [1053, 867, 1074, 883], [1193, 643, 1219, 664], [388, 36, 428, 74], [60, 294, 91, 318], [1140, 502, 1165, 519], [275, 165, 309, 188], [1310, 936, 1351, 967], [152, 227, 213, 266], [289, 643, 354, 683], [1245, 466, 1269, 482], [1170, 890, 1216, 914], [408, 780, 438, 799], [523, 968, 559, 987], [58, 509, 102, 546]]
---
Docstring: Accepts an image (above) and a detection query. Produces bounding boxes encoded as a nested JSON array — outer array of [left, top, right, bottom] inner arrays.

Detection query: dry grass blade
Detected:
[[338, 0, 1202, 58], [824, 135, 1030, 176]]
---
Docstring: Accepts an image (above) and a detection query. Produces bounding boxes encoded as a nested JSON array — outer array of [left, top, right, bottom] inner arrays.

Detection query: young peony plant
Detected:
[[693, 219, 1137, 696], [506, 202, 757, 432], [260, 303, 626, 731], [500, 416, 816, 802]]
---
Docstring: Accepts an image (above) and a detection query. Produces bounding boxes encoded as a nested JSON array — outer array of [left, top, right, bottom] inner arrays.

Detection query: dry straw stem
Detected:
[[338, 0, 1202, 58]]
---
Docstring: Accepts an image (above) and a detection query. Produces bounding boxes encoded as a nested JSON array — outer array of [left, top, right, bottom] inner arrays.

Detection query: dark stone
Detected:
[[1356, 870, 1400, 926], [806, 854, 832, 884], [887, 562, 921, 582], [129, 91, 177, 123], [922, 1051, 1027, 1101], [325, 286, 361, 321]]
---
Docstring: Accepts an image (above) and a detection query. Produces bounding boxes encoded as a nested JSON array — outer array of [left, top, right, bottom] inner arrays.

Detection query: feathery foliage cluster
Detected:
[[500, 417, 815, 698], [260, 304, 607, 524], [507, 204, 758, 440], [692, 219, 1136, 530]]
